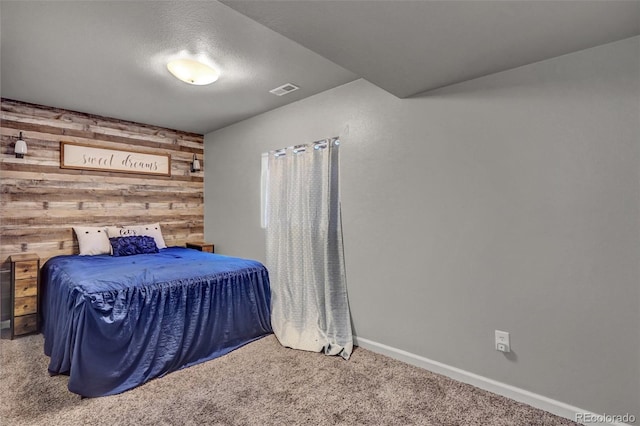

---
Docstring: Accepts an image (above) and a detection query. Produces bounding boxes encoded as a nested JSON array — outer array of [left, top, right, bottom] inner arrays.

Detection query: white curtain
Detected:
[[265, 139, 353, 359]]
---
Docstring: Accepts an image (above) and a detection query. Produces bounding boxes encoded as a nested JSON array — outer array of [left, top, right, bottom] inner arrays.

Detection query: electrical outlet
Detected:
[[495, 330, 510, 353]]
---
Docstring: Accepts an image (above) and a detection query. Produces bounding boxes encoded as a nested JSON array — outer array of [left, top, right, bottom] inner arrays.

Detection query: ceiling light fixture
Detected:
[[167, 59, 219, 86]]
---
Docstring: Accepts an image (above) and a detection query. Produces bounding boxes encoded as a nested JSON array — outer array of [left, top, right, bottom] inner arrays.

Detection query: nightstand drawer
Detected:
[[14, 314, 38, 336], [14, 296, 37, 316], [15, 278, 37, 298], [15, 261, 38, 280]]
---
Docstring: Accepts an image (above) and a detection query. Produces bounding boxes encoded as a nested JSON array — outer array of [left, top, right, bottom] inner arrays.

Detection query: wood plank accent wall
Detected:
[[0, 98, 205, 320]]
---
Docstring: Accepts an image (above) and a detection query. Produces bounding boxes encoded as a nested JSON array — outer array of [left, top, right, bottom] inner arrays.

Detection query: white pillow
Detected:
[[73, 226, 111, 256], [124, 223, 167, 249], [105, 226, 137, 239]]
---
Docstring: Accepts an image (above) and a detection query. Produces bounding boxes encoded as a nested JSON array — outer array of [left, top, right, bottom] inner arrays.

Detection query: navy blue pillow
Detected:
[[109, 235, 159, 257]]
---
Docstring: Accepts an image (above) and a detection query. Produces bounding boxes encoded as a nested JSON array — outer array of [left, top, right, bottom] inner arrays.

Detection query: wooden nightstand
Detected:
[[9, 253, 40, 339], [186, 242, 215, 253]]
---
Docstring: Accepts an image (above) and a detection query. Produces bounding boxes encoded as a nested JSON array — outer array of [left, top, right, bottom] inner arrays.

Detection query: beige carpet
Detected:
[[0, 334, 577, 426]]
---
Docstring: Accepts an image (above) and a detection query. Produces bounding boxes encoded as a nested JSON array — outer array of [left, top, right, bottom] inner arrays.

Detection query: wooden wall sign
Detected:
[[60, 142, 171, 176]]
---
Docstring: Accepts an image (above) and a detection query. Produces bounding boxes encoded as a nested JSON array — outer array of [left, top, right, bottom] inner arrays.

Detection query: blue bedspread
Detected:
[[41, 247, 272, 397]]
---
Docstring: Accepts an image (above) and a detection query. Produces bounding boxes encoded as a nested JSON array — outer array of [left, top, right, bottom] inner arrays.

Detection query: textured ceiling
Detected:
[[0, 1, 357, 134], [1, 1, 638, 134], [223, 0, 640, 98]]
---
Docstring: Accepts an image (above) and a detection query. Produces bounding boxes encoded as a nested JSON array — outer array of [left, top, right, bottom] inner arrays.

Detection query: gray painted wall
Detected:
[[204, 37, 640, 417]]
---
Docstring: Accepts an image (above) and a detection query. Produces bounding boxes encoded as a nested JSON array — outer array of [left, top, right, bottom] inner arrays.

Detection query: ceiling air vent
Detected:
[[269, 83, 299, 96]]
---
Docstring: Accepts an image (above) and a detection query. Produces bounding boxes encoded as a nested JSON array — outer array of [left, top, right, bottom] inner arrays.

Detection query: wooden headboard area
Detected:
[[0, 98, 204, 319]]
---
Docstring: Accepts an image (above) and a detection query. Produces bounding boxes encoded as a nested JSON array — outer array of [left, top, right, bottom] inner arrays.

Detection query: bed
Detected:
[[41, 247, 272, 397]]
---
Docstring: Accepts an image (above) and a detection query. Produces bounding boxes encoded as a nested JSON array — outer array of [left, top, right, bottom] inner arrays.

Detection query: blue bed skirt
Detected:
[[41, 247, 272, 397]]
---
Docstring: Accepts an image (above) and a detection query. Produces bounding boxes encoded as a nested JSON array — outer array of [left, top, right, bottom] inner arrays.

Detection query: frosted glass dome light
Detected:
[[167, 59, 219, 85]]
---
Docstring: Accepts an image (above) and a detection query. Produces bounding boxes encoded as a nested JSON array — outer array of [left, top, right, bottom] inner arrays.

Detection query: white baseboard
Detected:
[[353, 336, 633, 426]]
